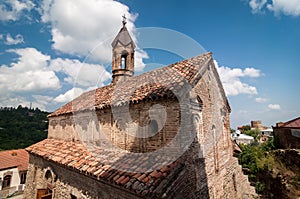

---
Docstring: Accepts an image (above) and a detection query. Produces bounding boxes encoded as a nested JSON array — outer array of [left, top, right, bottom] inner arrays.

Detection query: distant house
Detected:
[[261, 128, 273, 137], [273, 117, 300, 149], [0, 149, 29, 198], [260, 128, 273, 143], [231, 131, 254, 145]]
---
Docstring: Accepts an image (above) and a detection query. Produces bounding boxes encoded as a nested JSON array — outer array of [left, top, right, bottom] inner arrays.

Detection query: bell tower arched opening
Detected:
[[111, 16, 135, 83]]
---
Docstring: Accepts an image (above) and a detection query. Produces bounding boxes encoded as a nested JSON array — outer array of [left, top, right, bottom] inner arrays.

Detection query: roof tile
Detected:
[[26, 139, 184, 197], [48, 53, 213, 117], [0, 149, 29, 171]]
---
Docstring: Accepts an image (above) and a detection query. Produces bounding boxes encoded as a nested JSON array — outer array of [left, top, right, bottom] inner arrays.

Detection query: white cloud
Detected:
[[50, 58, 111, 87], [248, 0, 300, 17], [32, 95, 54, 110], [4, 33, 24, 45], [0, 48, 60, 110], [0, 47, 113, 110], [0, 95, 29, 108], [267, 0, 300, 17], [0, 48, 59, 93], [255, 97, 269, 103], [54, 87, 84, 103], [249, 0, 267, 13], [244, 67, 261, 77], [0, 0, 34, 21], [0, 49, 51, 107], [268, 104, 281, 110], [215, 60, 261, 96], [0, 34, 3, 40], [39, 0, 147, 71]]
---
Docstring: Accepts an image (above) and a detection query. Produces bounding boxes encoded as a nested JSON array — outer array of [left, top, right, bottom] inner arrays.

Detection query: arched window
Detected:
[[121, 51, 128, 69], [45, 170, 53, 183], [2, 175, 12, 189], [121, 56, 126, 69]]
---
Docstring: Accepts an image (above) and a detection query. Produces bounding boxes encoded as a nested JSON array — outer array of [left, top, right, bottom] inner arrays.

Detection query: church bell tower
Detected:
[[111, 15, 136, 84]]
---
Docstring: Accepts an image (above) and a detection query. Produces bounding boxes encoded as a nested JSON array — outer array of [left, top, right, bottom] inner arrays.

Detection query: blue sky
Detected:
[[0, 0, 299, 128]]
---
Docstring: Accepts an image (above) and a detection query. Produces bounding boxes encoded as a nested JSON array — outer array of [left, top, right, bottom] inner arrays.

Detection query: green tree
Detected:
[[0, 106, 49, 150]]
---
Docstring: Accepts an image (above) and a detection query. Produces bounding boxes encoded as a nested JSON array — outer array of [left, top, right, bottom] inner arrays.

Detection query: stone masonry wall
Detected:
[[24, 155, 141, 199]]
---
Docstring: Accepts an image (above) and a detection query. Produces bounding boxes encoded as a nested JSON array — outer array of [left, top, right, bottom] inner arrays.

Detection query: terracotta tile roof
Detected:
[[274, 117, 300, 129], [48, 52, 213, 117], [281, 117, 300, 128], [0, 149, 29, 171], [26, 139, 184, 197]]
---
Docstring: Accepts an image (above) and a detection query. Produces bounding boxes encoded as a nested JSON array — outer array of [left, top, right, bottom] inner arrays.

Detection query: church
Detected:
[[24, 18, 256, 199]]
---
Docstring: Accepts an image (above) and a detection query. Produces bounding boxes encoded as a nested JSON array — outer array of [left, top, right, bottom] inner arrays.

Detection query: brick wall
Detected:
[[274, 128, 300, 149], [28, 59, 257, 198], [48, 98, 181, 153]]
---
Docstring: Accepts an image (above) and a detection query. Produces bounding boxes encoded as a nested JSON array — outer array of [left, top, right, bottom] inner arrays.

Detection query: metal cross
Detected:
[[122, 14, 127, 25]]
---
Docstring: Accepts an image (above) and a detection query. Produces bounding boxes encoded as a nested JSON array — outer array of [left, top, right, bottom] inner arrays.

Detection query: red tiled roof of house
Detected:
[[48, 52, 215, 117], [0, 149, 29, 171], [26, 139, 184, 197], [275, 117, 300, 128]]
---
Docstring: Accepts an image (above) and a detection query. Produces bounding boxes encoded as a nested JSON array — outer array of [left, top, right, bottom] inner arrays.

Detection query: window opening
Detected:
[[20, 172, 27, 184], [2, 175, 11, 189], [121, 56, 126, 69]]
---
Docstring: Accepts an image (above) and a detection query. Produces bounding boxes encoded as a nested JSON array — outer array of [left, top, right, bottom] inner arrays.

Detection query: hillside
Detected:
[[0, 105, 49, 150]]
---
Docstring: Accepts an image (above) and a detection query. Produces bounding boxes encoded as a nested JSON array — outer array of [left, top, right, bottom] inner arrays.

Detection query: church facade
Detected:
[[24, 19, 256, 199]]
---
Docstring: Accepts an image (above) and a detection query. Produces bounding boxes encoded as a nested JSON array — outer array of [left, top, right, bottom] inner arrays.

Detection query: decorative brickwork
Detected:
[[24, 22, 256, 199]]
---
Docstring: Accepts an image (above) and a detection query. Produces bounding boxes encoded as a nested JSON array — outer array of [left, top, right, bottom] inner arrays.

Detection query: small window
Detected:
[[20, 172, 27, 184], [2, 175, 12, 189], [291, 129, 300, 138], [45, 170, 52, 183], [120, 50, 128, 69], [121, 56, 126, 69], [33, 167, 38, 183]]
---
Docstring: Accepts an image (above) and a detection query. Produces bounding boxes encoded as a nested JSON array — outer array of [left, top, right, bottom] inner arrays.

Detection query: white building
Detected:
[[261, 128, 273, 137], [0, 149, 29, 198], [231, 130, 255, 145]]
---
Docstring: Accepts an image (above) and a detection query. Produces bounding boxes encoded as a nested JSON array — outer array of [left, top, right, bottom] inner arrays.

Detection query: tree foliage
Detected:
[[0, 106, 49, 150], [238, 138, 276, 193], [241, 125, 251, 132], [243, 129, 261, 140]]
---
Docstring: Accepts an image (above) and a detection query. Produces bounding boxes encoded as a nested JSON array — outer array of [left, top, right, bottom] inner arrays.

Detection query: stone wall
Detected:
[[24, 155, 141, 199]]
